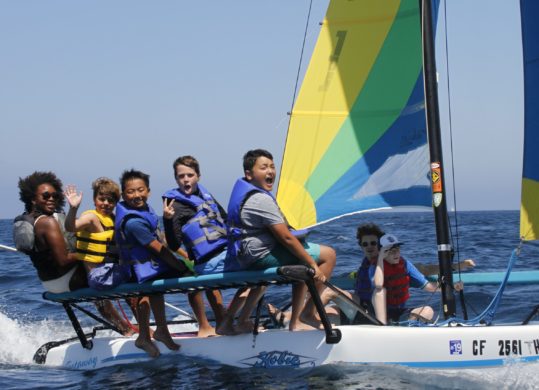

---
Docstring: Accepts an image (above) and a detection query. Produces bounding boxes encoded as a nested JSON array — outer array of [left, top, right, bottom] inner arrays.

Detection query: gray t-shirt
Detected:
[[238, 192, 285, 266]]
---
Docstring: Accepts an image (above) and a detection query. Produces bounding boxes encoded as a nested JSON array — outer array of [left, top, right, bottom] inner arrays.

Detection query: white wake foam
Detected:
[[0, 311, 74, 365]]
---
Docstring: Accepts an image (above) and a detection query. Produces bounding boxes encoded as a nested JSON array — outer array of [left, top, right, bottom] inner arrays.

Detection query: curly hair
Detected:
[[243, 149, 273, 172], [18, 171, 65, 213], [92, 177, 120, 203], [172, 155, 200, 177], [119, 169, 150, 192], [356, 223, 385, 242]]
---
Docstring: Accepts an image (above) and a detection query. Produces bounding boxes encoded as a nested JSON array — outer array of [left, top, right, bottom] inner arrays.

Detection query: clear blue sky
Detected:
[[0, 0, 524, 219]]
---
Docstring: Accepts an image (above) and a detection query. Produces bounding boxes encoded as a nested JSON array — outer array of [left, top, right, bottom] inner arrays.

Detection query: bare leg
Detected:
[[301, 245, 336, 324], [267, 303, 290, 327], [289, 282, 316, 331], [134, 296, 160, 357], [216, 287, 250, 335], [416, 259, 475, 276], [123, 297, 141, 334], [410, 306, 434, 322], [95, 300, 135, 336], [234, 286, 266, 334], [205, 289, 226, 328], [372, 287, 387, 325], [188, 291, 216, 337], [270, 287, 354, 328], [150, 294, 180, 351]]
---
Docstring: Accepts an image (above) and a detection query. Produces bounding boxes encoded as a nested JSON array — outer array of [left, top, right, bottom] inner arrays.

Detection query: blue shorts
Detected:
[[194, 250, 227, 275], [247, 241, 321, 270], [87, 263, 131, 290]]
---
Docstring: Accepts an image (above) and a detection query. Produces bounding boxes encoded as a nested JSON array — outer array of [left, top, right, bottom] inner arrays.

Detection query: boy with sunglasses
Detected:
[[268, 223, 383, 326], [352, 223, 385, 315]]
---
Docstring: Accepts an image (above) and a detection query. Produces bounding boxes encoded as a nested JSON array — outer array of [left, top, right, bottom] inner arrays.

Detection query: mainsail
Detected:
[[520, 0, 539, 241], [277, 0, 431, 229]]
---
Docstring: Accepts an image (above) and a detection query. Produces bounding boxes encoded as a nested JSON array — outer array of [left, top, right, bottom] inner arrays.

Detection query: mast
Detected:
[[421, 0, 456, 318]]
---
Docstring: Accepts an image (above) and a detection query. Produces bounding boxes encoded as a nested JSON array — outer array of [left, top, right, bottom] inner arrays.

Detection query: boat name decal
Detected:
[[66, 356, 98, 369], [239, 350, 316, 368]]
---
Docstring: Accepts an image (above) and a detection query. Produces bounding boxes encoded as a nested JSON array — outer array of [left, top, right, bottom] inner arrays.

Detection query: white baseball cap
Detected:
[[379, 234, 403, 248]]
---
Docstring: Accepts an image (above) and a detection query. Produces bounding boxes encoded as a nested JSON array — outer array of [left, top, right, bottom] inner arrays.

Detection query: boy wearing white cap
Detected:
[[372, 234, 463, 324]]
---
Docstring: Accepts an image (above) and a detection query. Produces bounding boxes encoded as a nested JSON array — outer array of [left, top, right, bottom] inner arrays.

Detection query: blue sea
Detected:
[[1, 210, 539, 389]]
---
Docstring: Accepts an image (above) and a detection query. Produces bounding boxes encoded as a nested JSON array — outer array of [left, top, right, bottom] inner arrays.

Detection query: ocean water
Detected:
[[1, 210, 539, 389]]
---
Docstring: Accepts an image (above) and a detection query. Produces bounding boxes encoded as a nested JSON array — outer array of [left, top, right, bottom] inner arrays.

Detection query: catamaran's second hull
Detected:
[[42, 323, 539, 370]]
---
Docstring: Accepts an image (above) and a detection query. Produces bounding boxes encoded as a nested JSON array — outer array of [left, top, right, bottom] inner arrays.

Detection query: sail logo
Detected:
[[449, 340, 463, 355], [240, 350, 316, 368]]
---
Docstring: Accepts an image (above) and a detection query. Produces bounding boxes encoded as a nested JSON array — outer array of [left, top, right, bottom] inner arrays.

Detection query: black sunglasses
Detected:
[[360, 240, 378, 247], [41, 191, 61, 201]]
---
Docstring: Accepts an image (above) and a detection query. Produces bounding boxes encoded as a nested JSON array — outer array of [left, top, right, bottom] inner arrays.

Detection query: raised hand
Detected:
[[64, 185, 82, 209], [379, 245, 391, 259], [163, 198, 175, 219]]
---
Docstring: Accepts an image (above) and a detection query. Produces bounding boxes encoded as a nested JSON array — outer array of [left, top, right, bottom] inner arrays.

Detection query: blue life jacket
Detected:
[[226, 178, 308, 259], [162, 184, 227, 264], [226, 178, 274, 259], [115, 201, 171, 283], [354, 257, 374, 301]]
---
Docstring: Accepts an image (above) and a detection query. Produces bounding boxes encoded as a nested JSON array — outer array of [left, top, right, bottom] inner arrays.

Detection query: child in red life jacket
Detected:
[[372, 234, 463, 324]]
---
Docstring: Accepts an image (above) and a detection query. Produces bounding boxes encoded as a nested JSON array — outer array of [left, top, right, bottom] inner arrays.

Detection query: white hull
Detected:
[[44, 323, 539, 370]]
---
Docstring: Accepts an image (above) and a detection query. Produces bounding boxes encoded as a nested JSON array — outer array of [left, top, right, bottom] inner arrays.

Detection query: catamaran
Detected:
[[31, 0, 539, 370]]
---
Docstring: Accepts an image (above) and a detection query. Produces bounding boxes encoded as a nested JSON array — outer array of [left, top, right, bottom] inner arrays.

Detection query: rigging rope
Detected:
[[443, 247, 520, 326], [276, 0, 313, 195], [441, 0, 469, 319], [441, 0, 460, 262]]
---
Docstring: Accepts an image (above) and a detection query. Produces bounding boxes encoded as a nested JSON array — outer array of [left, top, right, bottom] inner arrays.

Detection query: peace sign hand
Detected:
[[163, 198, 175, 219]]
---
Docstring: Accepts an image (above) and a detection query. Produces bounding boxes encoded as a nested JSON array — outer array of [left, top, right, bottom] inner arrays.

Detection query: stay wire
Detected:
[[441, 0, 460, 264], [442, 0, 468, 320], [276, 0, 314, 197]]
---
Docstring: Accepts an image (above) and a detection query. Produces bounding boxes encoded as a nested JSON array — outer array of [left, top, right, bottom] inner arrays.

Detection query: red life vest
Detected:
[[384, 257, 410, 306]]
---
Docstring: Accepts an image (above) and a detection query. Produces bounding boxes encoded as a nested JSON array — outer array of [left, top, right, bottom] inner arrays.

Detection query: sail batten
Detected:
[[278, 0, 430, 229]]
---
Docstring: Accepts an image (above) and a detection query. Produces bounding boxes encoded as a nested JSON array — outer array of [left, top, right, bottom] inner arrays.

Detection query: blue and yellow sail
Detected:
[[277, 0, 430, 229], [520, 0, 539, 241]]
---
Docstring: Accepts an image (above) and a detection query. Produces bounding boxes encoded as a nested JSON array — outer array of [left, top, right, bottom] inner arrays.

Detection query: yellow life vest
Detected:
[[75, 210, 117, 263]]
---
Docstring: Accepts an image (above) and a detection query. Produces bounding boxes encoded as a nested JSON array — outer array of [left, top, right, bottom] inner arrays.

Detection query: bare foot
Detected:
[[289, 320, 317, 332], [234, 320, 254, 334], [153, 327, 180, 351], [267, 303, 289, 328], [197, 325, 217, 338], [122, 327, 137, 337], [216, 321, 237, 336], [299, 315, 323, 330], [135, 337, 160, 358], [461, 259, 476, 270]]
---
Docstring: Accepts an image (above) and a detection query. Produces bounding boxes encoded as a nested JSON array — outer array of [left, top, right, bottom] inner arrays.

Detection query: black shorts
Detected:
[[339, 300, 376, 325], [387, 307, 412, 324]]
